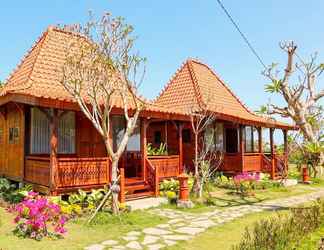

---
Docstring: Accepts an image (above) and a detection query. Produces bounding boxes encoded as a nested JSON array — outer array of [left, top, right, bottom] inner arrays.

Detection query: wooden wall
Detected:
[[0, 103, 25, 181]]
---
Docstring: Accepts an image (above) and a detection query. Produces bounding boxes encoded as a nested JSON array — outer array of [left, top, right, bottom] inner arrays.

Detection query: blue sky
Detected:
[[1, 0, 323, 116]]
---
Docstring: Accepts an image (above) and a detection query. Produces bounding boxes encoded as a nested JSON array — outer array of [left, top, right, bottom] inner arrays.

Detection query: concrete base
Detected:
[[126, 197, 168, 211], [177, 200, 194, 209], [277, 179, 298, 187]]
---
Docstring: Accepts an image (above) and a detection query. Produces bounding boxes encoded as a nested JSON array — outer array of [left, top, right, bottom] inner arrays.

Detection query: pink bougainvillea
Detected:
[[8, 192, 67, 240], [233, 172, 260, 195]]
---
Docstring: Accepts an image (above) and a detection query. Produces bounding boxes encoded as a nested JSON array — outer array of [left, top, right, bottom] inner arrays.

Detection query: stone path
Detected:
[[85, 189, 324, 250]]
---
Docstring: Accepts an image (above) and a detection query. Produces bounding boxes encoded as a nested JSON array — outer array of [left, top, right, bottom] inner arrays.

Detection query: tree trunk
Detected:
[[193, 132, 201, 196], [110, 158, 120, 215]]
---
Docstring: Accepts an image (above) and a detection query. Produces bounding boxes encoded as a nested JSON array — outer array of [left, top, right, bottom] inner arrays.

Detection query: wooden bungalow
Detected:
[[0, 27, 296, 201], [154, 59, 297, 178]]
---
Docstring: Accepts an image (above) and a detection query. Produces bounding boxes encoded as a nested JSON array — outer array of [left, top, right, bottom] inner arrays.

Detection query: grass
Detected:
[[166, 209, 290, 250], [0, 208, 167, 250], [297, 223, 324, 249], [159, 183, 319, 213]]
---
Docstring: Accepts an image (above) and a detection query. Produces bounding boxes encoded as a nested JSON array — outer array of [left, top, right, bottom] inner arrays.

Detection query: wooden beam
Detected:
[[239, 125, 245, 172], [49, 109, 59, 191], [178, 123, 183, 174], [141, 118, 148, 181], [283, 129, 288, 173], [118, 167, 125, 204], [258, 127, 263, 153], [165, 121, 168, 152], [270, 128, 275, 179]]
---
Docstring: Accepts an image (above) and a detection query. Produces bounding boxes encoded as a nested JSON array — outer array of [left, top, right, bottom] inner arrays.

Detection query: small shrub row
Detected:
[[159, 178, 194, 204], [0, 178, 32, 204], [233, 199, 324, 250]]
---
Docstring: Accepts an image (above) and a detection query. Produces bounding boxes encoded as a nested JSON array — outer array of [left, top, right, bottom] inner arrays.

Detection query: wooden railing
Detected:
[[243, 153, 262, 172], [222, 153, 242, 172], [261, 154, 272, 174], [146, 158, 159, 196], [147, 155, 180, 179], [25, 156, 50, 186], [57, 157, 110, 188]]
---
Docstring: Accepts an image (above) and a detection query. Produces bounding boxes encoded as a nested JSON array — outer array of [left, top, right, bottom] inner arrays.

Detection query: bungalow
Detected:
[[0, 27, 296, 200]]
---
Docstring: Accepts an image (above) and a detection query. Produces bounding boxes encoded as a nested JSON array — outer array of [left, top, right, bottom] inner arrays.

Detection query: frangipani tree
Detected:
[[262, 41, 323, 174], [61, 13, 146, 214]]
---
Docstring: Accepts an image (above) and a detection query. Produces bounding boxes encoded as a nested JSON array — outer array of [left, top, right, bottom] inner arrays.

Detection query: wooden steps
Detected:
[[125, 178, 154, 201]]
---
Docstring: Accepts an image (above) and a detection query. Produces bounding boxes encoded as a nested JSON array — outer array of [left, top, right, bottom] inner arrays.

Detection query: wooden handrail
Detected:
[[146, 158, 159, 197]]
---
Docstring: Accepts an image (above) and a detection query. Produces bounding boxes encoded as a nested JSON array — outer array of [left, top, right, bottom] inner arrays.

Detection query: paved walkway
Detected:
[[85, 189, 324, 250]]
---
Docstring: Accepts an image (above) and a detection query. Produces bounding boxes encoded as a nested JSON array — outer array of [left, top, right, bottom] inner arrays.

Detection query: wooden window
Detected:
[[154, 131, 162, 145], [244, 126, 260, 153], [9, 127, 19, 144], [127, 120, 140, 151], [204, 122, 224, 151], [30, 108, 75, 154], [112, 115, 126, 152], [182, 129, 191, 143], [58, 112, 76, 154]]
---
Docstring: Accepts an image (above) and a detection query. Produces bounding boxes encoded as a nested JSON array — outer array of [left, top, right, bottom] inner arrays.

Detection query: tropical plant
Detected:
[[147, 143, 168, 156], [9, 192, 68, 240]]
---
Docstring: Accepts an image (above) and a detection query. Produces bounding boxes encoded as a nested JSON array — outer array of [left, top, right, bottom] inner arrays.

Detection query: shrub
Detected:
[[233, 172, 260, 196], [233, 199, 324, 250], [0, 178, 32, 204], [9, 192, 68, 240]]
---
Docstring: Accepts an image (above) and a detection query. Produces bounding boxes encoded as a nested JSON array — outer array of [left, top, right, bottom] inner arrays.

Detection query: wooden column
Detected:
[[165, 121, 168, 152], [239, 125, 245, 172], [283, 129, 288, 173], [49, 109, 59, 192], [178, 123, 183, 174], [258, 127, 263, 153], [141, 119, 148, 181], [270, 128, 275, 179]]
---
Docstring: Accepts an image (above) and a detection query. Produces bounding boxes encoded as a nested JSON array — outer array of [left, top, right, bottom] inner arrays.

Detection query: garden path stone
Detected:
[[162, 234, 192, 241], [122, 236, 138, 241], [127, 231, 142, 236], [102, 240, 118, 246], [85, 244, 105, 250], [147, 244, 165, 250], [142, 235, 160, 245], [143, 227, 171, 235], [164, 240, 177, 246], [175, 226, 206, 235], [126, 241, 142, 250], [85, 189, 324, 250]]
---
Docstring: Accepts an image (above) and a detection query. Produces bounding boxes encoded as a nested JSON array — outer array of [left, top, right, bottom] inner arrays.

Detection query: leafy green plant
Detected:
[[233, 199, 324, 250], [147, 143, 168, 156]]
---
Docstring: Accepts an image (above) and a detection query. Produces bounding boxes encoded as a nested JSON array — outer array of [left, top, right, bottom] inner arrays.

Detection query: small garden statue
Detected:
[[177, 173, 194, 208]]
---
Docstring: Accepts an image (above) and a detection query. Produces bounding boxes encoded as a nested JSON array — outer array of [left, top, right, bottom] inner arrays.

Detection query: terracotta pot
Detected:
[[178, 174, 189, 201], [302, 166, 310, 182]]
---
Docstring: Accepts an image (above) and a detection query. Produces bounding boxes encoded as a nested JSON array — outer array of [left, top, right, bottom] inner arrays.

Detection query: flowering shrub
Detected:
[[9, 192, 68, 240], [233, 172, 260, 196]]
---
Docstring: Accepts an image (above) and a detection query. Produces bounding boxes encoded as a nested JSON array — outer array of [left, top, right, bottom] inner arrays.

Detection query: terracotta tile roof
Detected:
[[156, 59, 296, 129], [0, 26, 184, 117]]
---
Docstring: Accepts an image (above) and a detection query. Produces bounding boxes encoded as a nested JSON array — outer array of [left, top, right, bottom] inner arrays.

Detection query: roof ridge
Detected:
[[154, 60, 188, 102], [189, 58, 261, 119], [186, 59, 205, 110]]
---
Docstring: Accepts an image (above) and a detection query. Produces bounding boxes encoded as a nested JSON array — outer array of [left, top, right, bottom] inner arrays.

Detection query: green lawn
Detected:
[[0, 208, 167, 250], [166, 210, 289, 250], [1, 170, 323, 250], [297, 224, 324, 249]]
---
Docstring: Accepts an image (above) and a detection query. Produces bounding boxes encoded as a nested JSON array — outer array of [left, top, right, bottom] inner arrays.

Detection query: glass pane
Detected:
[[214, 123, 224, 151], [31, 108, 50, 154], [58, 111, 76, 154], [204, 123, 215, 151], [112, 115, 126, 152], [127, 120, 140, 151], [245, 126, 253, 152], [253, 127, 259, 152]]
